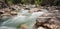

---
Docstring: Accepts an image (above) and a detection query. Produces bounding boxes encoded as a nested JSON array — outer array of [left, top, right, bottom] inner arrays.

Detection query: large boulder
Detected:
[[34, 10, 60, 29]]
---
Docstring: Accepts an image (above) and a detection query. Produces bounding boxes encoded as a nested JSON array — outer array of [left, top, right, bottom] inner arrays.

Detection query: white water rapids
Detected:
[[0, 9, 48, 29]]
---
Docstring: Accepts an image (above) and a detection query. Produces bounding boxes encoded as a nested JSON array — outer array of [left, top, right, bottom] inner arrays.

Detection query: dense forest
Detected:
[[0, 0, 60, 6]]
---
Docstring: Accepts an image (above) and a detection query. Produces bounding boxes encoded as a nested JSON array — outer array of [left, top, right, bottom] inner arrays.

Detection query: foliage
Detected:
[[4, 0, 60, 6], [21, 0, 28, 4], [5, 0, 43, 5], [5, 0, 13, 5], [35, 0, 43, 5]]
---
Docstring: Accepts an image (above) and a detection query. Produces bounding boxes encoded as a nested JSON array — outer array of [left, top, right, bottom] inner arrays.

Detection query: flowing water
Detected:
[[0, 9, 48, 29]]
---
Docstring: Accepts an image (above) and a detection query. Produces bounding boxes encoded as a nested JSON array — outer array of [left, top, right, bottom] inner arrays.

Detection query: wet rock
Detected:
[[43, 23, 60, 29], [3, 8, 11, 12], [29, 5, 36, 8], [1, 13, 10, 16], [1, 16, 11, 21], [0, 10, 4, 14], [38, 27, 46, 29], [0, 14, 12, 22], [10, 5, 20, 11], [39, 9, 48, 12], [35, 11, 60, 29], [11, 8, 16, 11], [24, 8, 30, 10], [20, 24, 28, 29], [23, 4, 26, 7], [18, 4, 23, 6], [10, 11, 17, 15], [29, 8, 39, 13], [55, 6, 60, 10], [0, 11, 4, 14]]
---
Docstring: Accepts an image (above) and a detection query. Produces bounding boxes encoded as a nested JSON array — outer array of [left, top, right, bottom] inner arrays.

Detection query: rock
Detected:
[[0, 13, 12, 22], [10, 5, 20, 11], [11, 8, 16, 11], [29, 5, 36, 8], [23, 4, 26, 7], [10, 11, 17, 15], [1, 16, 10, 20], [18, 4, 23, 6], [43, 23, 60, 29], [20, 24, 28, 29], [38, 27, 46, 29], [39, 9, 48, 12], [1, 13, 10, 16], [55, 6, 60, 10], [0, 12, 3, 14], [0, 10, 4, 14], [29, 8, 39, 13], [3, 8, 11, 12], [24, 8, 30, 10], [35, 11, 60, 29]]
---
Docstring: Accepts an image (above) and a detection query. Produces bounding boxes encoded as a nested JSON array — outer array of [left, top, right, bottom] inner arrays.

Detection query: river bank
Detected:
[[0, 5, 60, 29]]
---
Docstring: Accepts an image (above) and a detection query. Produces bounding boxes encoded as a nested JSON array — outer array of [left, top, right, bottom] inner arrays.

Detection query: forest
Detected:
[[0, 0, 60, 7]]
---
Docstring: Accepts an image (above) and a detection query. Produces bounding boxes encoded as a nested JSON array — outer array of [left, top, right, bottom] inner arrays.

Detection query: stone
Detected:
[[10, 11, 17, 15], [1, 13, 10, 16], [29, 8, 39, 13], [24, 8, 30, 10], [38, 27, 46, 29], [0, 10, 4, 14], [35, 11, 60, 29]]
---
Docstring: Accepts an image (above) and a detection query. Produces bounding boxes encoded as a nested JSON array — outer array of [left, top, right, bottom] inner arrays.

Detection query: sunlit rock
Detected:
[[10, 11, 17, 15], [38, 27, 46, 29]]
